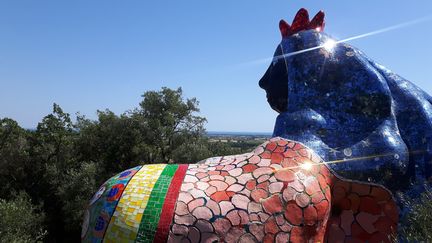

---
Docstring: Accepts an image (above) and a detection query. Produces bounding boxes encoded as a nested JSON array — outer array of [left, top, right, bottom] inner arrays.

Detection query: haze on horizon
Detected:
[[1, 1, 432, 132]]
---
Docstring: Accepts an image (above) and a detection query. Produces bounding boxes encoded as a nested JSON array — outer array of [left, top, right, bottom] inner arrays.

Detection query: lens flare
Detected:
[[323, 39, 336, 52], [301, 161, 313, 171], [241, 15, 432, 66], [275, 149, 426, 173]]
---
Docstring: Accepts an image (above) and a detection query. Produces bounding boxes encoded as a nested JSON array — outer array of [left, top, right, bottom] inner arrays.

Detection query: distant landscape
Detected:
[[206, 131, 272, 137]]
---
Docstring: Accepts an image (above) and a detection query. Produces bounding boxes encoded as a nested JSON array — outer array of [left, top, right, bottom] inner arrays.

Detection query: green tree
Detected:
[[398, 188, 432, 242], [31, 103, 75, 171], [0, 192, 46, 242], [56, 162, 99, 233], [28, 103, 82, 241], [136, 87, 207, 163], [75, 110, 147, 174], [0, 118, 31, 199], [76, 87, 209, 168]]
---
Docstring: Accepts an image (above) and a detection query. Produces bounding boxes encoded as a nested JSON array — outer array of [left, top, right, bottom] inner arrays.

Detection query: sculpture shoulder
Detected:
[[197, 137, 323, 167]]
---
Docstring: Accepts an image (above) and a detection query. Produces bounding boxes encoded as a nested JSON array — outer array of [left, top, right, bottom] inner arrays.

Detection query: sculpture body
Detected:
[[82, 138, 398, 242]]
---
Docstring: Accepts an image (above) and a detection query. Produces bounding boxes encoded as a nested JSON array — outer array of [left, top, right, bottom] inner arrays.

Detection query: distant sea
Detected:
[[206, 131, 272, 137]]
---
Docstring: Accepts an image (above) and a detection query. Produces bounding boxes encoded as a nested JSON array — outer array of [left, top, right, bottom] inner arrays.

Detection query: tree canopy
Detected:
[[0, 87, 247, 242]]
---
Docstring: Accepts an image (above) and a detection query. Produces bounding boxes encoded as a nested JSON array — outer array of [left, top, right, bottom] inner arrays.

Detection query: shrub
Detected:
[[0, 192, 46, 242], [398, 187, 432, 242]]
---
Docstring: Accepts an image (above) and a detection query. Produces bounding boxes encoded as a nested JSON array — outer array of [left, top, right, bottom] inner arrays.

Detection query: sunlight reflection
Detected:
[[276, 149, 426, 172], [243, 15, 432, 66]]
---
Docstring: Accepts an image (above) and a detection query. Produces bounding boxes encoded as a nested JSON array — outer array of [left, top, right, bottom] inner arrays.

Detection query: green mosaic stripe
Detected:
[[135, 164, 179, 243]]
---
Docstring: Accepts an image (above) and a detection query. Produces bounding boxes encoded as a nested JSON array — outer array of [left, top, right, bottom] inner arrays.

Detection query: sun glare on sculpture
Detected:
[[301, 161, 313, 171], [323, 39, 336, 52]]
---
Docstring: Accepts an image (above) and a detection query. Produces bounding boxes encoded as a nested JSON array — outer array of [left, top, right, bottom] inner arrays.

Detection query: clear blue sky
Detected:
[[1, 1, 432, 132]]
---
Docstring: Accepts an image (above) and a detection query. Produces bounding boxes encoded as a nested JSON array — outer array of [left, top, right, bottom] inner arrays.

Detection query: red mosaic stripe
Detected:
[[153, 164, 189, 243]]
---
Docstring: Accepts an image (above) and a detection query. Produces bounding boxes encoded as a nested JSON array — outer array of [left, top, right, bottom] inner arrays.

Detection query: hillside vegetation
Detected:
[[0, 87, 255, 242]]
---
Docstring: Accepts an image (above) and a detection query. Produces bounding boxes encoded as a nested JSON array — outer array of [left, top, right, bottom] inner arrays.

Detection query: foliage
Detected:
[[0, 87, 251, 241], [75, 110, 146, 174], [137, 87, 207, 163], [0, 118, 31, 199], [398, 187, 432, 242], [24, 103, 81, 241], [0, 192, 46, 242], [57, 162, 99, 233]]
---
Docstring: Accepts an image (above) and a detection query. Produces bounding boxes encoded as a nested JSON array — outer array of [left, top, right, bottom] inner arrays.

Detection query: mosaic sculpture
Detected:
[[82, 8, 430, 243], [261, 9, 432, 194], [82, 138, 398, 242]]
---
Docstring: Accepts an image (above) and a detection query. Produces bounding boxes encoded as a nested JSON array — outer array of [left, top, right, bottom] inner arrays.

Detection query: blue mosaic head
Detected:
[[259, 8, 432, 195]]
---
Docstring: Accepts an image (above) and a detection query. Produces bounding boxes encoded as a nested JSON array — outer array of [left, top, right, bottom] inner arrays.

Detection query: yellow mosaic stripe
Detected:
[[104, 164, 166, 243]]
